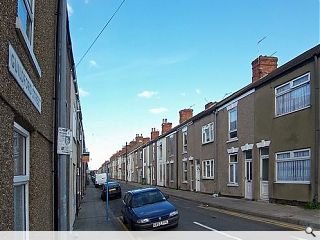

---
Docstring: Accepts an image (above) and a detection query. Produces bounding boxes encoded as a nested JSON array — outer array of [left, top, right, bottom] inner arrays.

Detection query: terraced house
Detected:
[[106, 44, 320, 205], [0, 0, 88, 231]]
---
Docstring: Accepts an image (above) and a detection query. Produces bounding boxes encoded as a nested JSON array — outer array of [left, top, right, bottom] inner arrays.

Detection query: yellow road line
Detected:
[[198, 205, 305, 231], [116, 216, 129, 231]]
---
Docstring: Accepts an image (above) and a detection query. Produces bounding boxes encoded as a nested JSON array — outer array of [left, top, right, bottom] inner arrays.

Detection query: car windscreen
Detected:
[[131, 190, 166, 208]]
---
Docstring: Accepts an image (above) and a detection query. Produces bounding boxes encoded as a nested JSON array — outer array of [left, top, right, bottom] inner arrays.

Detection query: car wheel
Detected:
[[130, 220, 135, 231], [122, 215, 127, 224]]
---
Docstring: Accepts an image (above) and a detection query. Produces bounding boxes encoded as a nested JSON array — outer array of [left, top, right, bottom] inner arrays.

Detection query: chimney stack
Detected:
[[143, 137, 150, 144], [252, 55, 278, 83], [135, 134, 144, 143], [179, 109, 193, 124], [151, 128, 160, 140], [161, 119, 172, 134]]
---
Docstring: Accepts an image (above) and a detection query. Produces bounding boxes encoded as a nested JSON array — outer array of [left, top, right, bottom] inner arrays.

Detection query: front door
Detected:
[[195, 160, 201, 192], [260, 148, 269, 200], [245, 160, 253, 199]]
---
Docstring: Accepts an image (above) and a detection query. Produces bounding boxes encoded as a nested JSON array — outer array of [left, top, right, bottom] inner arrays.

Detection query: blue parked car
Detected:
[[121, 188, 179, 230]]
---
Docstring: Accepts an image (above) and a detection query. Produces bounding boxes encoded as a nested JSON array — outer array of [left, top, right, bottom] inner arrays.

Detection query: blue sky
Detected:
[[67, 0, 319, 170]]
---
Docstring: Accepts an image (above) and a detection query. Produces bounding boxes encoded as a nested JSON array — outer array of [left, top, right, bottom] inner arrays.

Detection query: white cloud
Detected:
[[79, 88, 89, 97], [180, 92, 186, 97], [89, 60, 97, 68], [149, 107, 168, 114], [67, 2, 74, 16], [196, 89, 201, 95], [138, 90, 158, 99]]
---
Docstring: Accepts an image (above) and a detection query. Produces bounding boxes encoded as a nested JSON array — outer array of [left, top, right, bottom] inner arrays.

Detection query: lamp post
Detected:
[[125, 142, 128, 183]]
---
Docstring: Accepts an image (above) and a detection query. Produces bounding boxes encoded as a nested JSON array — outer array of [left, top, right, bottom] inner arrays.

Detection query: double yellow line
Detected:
[[198, 205, 305, 231]]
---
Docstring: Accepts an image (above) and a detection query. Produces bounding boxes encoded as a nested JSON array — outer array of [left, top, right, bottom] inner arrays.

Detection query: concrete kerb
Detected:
[[118, 180, 320, 230]]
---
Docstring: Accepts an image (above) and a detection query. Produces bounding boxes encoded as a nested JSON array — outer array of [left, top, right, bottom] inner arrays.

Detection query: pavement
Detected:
[[119, 180, 320, 230], [73, 181, 123, 231]]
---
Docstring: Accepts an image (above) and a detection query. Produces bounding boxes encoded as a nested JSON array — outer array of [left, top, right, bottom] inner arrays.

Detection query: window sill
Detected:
[[227, 183, 239, 187], [226, 138, 238, 143], [275, 105, 311, 118], [202, 177, 214, 180], [15, 17, 41, 77], [274, 181, 310, 184], [202, 140, 214, 145], [182, 181, 188, 184]]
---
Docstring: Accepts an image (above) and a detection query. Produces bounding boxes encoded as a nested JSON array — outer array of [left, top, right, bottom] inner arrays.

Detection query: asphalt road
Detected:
[[107, 182, 293, 231]]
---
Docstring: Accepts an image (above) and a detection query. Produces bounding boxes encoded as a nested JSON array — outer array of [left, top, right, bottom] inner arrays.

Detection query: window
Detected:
[[183, 161, 188, 182], [202, 123, 214, 144], [170, 162, 174, 181], [276, 149, 310, 183], [229, 154, 238, 184], [159, 143, 163, 160], [275, 73, 310, 116], [13, 123, 30, 231], [17, 0, 34, 45], [182, 130, 187, 153], [202, 160, 214, 179], [168, 135, 174, 156], [228, 108, 237, 139]]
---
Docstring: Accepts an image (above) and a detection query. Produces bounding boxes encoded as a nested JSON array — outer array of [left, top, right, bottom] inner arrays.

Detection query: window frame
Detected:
[[16, 0, 41, 77], [182, 160, 188, 182], [182, 130, 187, 153], [202, 159, 214, 179], [228, 107, 238, 140], [274, 72, 311, 117], [13, 122, 30, 231], [228, 154, 238, 185], [202, 122, 214, 144], [275, 148, 311, 184]]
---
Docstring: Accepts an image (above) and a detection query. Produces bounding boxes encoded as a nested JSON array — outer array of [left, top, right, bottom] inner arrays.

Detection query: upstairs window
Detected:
[[17, 0, 34, 45], [275, 73, 310, 116], [202, 122, 214, 144], [228, 108, 237, 139], [182, 130, 187, 153]]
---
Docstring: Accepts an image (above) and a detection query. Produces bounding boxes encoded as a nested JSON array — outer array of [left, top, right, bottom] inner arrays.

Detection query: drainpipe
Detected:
[[176, 132, 179, 190], [53, 0, 60, 230], [314, 55, 319, 203], [214, 110, 218, 193]]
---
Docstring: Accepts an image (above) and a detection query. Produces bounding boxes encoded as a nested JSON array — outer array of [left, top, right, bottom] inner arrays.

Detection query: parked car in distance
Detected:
[[94, 173, 107, 188], [101, 181, 122, 201], [121, 188, 179, 230]]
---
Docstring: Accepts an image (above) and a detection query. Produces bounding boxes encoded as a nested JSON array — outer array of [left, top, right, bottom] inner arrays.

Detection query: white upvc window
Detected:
[[228, 154, 238, 184], [159, 143, 163, 160], [13, 123, 30, 231], [202, 122, 214, 144], [275, 73, 311, 116], [170, 162, 174, 181], [228, 107, 238, 140], [276, 149, 311, 183], [202, 160, 214, 179], [182, 130, 187, 153], [17, 0, 34, 45], [182, 161, 188, 182]]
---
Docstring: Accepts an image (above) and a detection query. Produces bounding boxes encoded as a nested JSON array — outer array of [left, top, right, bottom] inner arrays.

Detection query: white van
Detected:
[[95, 173, 107, 188]]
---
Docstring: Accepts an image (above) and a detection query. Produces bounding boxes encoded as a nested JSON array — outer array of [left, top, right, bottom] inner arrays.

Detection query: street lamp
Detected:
[[125, 142, 128, 183]]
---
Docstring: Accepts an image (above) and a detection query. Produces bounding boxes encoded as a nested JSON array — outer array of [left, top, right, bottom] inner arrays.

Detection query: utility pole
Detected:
[[54, 0, 69, 231]]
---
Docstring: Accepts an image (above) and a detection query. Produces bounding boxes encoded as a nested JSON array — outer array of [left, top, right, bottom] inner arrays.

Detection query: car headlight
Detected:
[[169, 210, 179, 217], [137, 218, 150, 224]]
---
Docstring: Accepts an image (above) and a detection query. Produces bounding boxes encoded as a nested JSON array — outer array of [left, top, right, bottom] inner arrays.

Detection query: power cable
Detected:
[[76, 0, 126, 68]]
